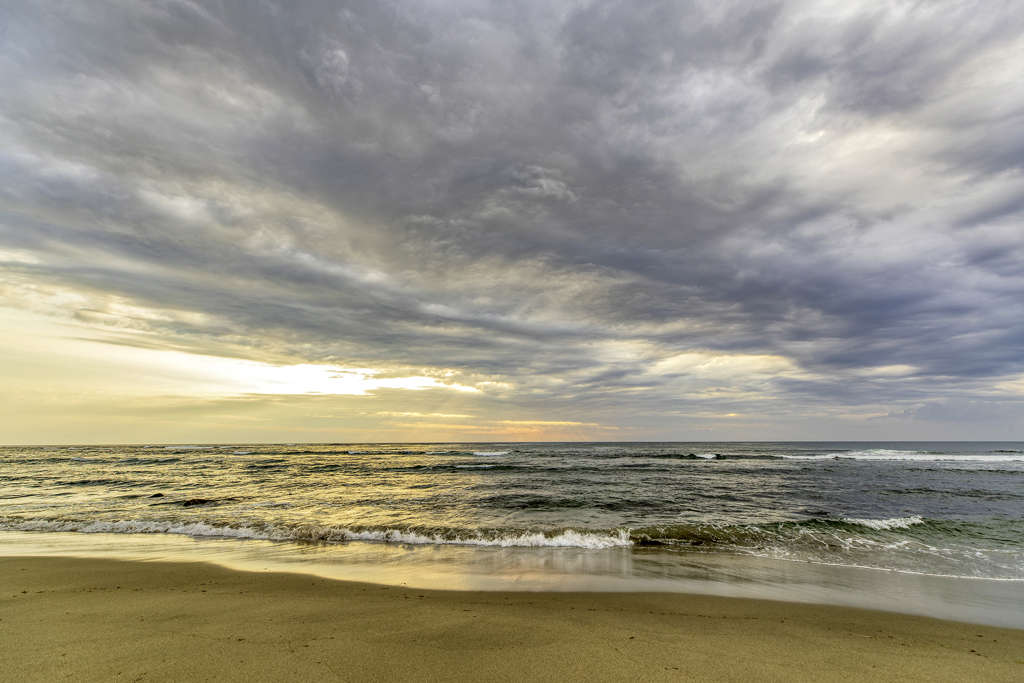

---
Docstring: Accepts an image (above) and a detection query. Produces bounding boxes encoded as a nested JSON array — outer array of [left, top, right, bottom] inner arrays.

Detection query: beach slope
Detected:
[[2, 556, 1021, 682]]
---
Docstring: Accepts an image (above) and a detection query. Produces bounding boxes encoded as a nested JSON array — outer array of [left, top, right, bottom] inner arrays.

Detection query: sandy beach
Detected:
[[2, 556, 1022, 682]]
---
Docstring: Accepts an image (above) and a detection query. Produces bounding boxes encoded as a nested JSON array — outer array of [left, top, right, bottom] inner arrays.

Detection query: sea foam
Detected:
[[842, 516, 925, 530], [0, 517, 634, 549], [782, 450, 1024, 462]]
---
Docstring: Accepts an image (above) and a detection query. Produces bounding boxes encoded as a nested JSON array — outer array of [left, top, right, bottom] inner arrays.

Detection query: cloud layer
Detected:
[[2, 0, 1024, 440]]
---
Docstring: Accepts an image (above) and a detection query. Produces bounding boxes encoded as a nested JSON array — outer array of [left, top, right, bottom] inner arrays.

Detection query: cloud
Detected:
[[881, 399, 1024, 424], [2, 0, 1024, 440]]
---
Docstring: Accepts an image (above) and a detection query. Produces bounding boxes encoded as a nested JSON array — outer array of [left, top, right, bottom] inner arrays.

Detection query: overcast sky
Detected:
[[2, 0, 1024, 443]]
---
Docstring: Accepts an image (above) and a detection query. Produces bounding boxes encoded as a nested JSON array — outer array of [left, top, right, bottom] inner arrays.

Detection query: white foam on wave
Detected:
[[0, 518, 634, 549], [779, 454, 835, 460], [1, 518, 276, 539], [454, 464, 496, 469], [473, 451, 508, 456], [233, 451, 252, 455], [842, 516, 925, 530], [164, 445, 213, 450], [843, 449, 924, 459], [783, 450, 1024, 462], [333, 527, 633, 548], [694, 453, 716, 459]]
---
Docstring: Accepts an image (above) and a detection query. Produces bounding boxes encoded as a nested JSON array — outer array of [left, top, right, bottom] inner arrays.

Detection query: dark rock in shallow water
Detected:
[[182, 498, 214, 507], [149, 493, 164, 498]]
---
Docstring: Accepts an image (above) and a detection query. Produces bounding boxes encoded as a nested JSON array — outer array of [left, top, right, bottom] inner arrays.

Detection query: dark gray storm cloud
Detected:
[[2, 0, 1024, 434]]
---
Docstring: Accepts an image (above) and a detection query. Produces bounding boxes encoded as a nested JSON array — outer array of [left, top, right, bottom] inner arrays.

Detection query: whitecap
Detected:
[[330, 527, 633, 549], [842, 516, 925, 530], [783, 450, 1024, 462]]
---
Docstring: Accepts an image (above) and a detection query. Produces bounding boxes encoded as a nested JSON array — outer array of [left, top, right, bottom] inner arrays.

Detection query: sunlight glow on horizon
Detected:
[[0, 307, 477, 398]]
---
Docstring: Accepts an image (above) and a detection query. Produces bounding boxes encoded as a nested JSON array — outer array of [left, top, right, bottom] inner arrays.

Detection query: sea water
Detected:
[[2, 442, 1023, 626]]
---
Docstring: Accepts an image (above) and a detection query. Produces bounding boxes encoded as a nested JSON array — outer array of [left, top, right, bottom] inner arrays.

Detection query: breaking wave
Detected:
[[842, 516, 924, 530], [3, 513, 1021, 578], [782, 449, 1024, 462], [0, 517, 632, 549]]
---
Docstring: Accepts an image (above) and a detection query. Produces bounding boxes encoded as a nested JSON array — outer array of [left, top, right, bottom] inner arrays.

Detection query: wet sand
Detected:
[[2, 556, 1022, 682]]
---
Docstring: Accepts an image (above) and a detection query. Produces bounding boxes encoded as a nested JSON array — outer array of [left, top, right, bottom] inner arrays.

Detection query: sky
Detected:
[[2, 0, 1024, 444]]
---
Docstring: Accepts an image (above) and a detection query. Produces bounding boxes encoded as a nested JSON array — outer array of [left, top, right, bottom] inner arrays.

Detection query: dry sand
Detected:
[[2, 555, 1022, 682]]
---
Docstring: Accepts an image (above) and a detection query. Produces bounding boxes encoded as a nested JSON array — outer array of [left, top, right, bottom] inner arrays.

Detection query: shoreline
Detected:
[[2, 555, 1023, 682], [4, 529, 1024, 630]]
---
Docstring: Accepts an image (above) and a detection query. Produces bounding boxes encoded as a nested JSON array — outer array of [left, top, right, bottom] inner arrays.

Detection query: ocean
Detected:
[[3, 442, 1023, 626]]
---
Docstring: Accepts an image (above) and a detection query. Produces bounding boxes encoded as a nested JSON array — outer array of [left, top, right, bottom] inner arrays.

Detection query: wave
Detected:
[[244, 460, 290, 470], [118, 457, 179, 464], [1, 514, 1008, 548], [627, 516, 1017, 550], [0, 517, 632, 549], [626, 518, 1024, 578], [3, 514, 1021, 578], [393, 463, 521, 473], [473, 451, 509, 456], [575, 450, 1024, 462], [781, 449, 1024, 462], [343, 449, 457, 456], [841, 516, 924, 530], [336, 528, 632, 548]]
